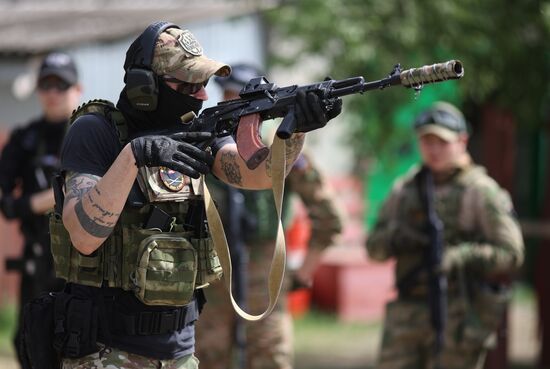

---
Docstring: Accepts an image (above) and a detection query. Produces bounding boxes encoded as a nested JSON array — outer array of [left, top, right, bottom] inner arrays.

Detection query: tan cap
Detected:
[[152, 28, 231, 83], [414, 101, 468, 142], [416, 124, 460, 142]]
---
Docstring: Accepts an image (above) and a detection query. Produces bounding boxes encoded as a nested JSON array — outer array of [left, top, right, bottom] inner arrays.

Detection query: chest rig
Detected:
[[401, 166, 483, 246], [395, 165, 488, 294], [49, 100, 222, 307]]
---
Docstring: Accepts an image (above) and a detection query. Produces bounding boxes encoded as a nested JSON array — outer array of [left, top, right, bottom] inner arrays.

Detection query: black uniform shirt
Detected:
[[0, 117, 66, 235], [60, 112, 230, 359]]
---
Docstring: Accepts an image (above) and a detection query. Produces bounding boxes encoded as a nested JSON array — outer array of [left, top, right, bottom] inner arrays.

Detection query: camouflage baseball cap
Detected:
[[152, 28, 231, 83], [414, 101, 468, 141]]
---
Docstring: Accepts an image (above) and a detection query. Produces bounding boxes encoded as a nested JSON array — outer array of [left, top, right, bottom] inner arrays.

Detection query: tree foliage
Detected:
[[266, 0, 550, 159]]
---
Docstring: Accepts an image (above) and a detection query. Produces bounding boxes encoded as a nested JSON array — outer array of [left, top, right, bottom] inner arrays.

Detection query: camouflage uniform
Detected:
[[62, 344, 199, 369], [195, 154, 342, 369], [366, 163, 524, 369]]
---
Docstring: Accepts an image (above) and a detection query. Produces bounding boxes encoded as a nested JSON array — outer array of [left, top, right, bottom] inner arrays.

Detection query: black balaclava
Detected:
[[117, 79, 203, 137]]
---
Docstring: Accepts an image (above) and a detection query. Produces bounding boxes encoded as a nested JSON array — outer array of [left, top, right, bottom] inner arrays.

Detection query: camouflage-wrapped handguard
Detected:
[[400, 60, 464, 88]]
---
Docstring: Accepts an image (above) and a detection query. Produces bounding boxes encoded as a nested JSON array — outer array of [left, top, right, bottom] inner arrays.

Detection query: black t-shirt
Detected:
[[0, 117, 67, 235], [60, 113, 230, 359]]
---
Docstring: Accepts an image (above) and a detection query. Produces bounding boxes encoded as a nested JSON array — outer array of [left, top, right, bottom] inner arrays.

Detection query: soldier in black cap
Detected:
[[0, 51, 82, 363]]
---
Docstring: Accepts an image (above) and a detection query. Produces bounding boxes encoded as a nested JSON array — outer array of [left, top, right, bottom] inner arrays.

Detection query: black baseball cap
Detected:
[[38, 52, 78, 85]]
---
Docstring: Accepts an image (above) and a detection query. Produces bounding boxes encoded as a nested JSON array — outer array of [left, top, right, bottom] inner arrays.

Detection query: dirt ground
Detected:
[[0, 298, 540, 369]]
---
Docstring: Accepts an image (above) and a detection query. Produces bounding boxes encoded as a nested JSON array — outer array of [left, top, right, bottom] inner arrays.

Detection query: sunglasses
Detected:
[[414, 109, 465, 132], [37, 79, 72, 92], [161, 76, 208, 95]]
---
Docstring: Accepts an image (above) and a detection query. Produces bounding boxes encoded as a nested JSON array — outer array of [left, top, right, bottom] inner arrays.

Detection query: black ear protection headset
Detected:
[[124, 21, 180, 111]]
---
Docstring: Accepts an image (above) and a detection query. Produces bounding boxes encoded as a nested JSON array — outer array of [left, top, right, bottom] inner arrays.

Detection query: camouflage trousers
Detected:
[[195, 241, 293, 369], [377, 295, 504, 369], [61, 344, 199, 369]]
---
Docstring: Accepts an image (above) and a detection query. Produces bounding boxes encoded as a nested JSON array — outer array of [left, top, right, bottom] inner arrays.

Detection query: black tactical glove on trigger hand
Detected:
[[131, 132, 214, 179], [294, 90, 343, 133]]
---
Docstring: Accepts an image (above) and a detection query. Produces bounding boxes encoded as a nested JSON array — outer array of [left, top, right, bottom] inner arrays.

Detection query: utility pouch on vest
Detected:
[[50, 214, 70, 280], [54, 293, 99, 358], [19, 292, 60, 369], [192, 237, 223, 288], [133, 233, 198, 306], [50, 213, 105, 287]]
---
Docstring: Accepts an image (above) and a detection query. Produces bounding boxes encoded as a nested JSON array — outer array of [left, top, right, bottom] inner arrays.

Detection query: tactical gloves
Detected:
[[294, 90, 343, 133], [131, 132, 214, 179]]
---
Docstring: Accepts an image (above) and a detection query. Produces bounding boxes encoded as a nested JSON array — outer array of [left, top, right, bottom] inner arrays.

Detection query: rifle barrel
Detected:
[[329, 60, 464, 99]]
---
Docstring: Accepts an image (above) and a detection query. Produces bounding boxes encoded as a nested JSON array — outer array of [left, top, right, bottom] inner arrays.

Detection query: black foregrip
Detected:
[[276, 109, 297, 139]]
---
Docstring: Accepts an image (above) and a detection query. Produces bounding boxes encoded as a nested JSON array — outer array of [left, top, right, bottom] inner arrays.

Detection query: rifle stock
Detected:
[[189, 60, 464, 169]]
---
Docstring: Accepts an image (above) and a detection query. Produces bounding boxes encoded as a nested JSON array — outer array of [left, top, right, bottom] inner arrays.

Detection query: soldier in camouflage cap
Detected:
[[49, 21, 340, 369], [195, 63, 343, 369], [152, 28, 230, 85], [366, 101, 524, 369]]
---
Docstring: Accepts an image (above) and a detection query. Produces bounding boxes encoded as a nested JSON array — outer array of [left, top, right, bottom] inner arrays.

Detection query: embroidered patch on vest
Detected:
[[159, 167, 189, 192]]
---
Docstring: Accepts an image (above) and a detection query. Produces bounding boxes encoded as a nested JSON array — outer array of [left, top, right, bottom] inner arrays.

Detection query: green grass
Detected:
[[0, 303, 16, 355], [294, 309, 380, 350], [294, 310, 382, 369]]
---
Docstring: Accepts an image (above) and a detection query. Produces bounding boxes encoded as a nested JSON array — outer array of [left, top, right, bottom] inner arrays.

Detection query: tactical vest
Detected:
[[49, 100, 222, 307]]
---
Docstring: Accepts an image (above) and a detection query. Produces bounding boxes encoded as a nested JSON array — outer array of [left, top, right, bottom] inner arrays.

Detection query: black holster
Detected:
[[53, 293, 99, 358], [19, 292, 60, 369]]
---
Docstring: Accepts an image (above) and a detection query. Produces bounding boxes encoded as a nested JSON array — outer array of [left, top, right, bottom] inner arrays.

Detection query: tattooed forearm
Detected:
[[86, 192, 120, 219], [74, 200, 115, 238], [220, 151, 243, 186], [64, 171, 119, 238], [284, 134, 305, 173]]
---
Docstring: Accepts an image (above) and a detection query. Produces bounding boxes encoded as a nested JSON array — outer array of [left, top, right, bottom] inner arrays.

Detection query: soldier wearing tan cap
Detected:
[[366, 102, 524, 369], [195, 64, 343, 369], [39, 21, 341, 369]]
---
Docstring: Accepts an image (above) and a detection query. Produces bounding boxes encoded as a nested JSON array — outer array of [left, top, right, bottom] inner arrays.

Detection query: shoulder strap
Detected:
[[200, 137, 287, 321], [70, 99, 129, 146]]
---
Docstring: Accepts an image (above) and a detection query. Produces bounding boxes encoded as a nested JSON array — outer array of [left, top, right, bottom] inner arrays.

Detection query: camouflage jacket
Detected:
[[207, 153, 342, 250], [366, 163, 524, 293], [285, 153, 342, 250]]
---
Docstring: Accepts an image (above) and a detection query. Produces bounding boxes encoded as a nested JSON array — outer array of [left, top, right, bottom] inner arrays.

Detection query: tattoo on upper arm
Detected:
[[64, 172, 100, 204], [220, 151, 243, 186], [284, 135, 304, 172]]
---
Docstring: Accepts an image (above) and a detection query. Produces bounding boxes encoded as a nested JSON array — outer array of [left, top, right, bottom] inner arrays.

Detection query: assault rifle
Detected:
[[416, 167, 447, 369], [188, 60, 464, 169]]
